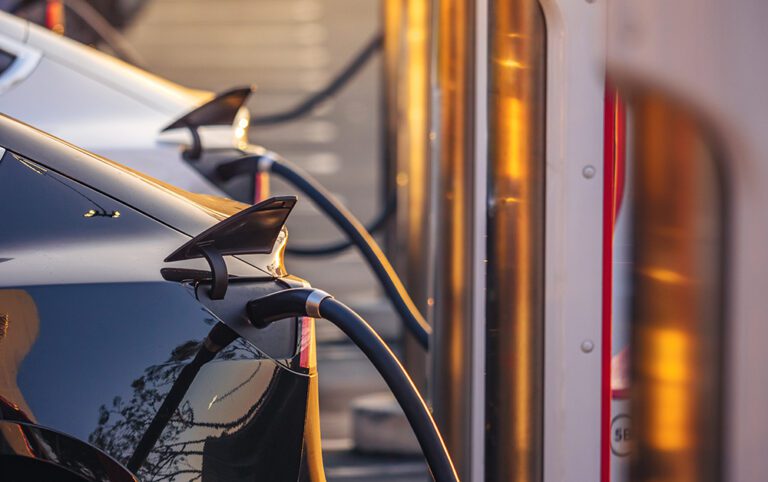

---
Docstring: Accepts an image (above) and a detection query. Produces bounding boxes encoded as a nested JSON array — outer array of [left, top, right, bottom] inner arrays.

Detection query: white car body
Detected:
[[0, 10, 249, 195]]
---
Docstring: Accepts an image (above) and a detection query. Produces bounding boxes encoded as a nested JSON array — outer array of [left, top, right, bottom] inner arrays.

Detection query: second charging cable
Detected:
[[217, 152, 431, 349]]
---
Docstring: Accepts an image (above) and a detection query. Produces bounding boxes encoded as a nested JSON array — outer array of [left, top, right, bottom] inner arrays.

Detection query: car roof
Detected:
[[0, 10, 211, 117], [0, 112, 246, 237]]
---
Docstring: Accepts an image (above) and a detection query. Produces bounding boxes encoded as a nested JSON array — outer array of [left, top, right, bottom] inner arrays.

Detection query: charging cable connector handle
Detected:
[[218, 154, 431, 350], [247, 288, 459, 482], [127, 322, 239, 474]]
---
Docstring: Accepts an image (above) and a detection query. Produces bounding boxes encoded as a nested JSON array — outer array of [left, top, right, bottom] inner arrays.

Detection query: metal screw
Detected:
[[582, 165, 596, 179], [581, 340, 595, 353]]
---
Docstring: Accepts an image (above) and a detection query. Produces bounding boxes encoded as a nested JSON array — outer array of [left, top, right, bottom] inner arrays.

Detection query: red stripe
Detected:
[[253, 172, 271, 203], [253, 172, 263, 203], [299, 317, 312, 368], [601, 84, 624, 482], [45, 1, 64, 32]]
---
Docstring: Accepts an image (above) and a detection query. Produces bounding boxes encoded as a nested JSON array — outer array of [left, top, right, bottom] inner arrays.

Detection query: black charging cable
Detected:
[[217, 153, 430, 349], [247, 288, 459, 482], [126, 322, 239, 473], [249, 32, 383, 126], [285, 192, 395, 257]]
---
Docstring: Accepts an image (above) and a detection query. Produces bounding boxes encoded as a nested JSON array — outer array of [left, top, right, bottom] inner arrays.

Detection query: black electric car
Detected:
[[0, 114, 323, 481]]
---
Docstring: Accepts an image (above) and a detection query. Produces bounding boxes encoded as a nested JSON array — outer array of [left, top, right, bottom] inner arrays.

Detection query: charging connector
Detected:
[[247, 288, 459, 482]]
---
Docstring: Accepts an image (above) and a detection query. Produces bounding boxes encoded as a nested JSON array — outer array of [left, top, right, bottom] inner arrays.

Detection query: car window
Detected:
[[0, 48, 16, 75], [0, 150, 161, 250]]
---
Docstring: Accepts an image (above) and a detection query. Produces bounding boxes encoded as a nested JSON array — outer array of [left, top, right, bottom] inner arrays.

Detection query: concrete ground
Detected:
[[125, 1, 428, 480]]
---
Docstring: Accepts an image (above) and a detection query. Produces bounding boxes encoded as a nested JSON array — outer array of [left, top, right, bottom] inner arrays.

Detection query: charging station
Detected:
[[1, 1, 768, 481], [384, 1, 768, 482]]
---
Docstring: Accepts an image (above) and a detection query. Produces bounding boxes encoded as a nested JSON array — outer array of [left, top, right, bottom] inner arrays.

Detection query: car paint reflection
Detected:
[[91, 339, 308, 481], [0, 419, 137, 482], [0, 290, 39, 424], [0, 283, 309, 481]]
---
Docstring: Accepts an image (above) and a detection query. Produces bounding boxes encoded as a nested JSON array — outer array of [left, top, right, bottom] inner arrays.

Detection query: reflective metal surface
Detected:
[[430, 0, 474, 478], [485, 1, 546, 481], [383, 0, 432, 388], [629, 91, 725, 482]]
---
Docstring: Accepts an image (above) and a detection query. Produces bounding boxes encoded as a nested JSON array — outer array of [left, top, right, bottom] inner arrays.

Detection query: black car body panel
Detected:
[[0, 114, 246, 238], [0, 115, 310, 481], [0, 419, 137, 482]]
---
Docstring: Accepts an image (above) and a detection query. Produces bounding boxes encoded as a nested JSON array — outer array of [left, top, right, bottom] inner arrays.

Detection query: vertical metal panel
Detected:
[[382, 0, 432, 387], [485, 0, 546, 481], [381, 0, 403, 255], [430, 0, 474, 479], [470, 0, 489, 478], [540, 1, 606, 479], [629, 92, 725, 482], [401, 0, 432, 387]]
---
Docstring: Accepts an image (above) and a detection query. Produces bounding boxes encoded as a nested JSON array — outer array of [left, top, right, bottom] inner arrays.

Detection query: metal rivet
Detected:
[[582, 165, 596, 179], [581, 340, 594, 353]]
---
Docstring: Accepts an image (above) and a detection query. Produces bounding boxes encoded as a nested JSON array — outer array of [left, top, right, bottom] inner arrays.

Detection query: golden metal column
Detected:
[[485, 1, 546, 481], [430, 0, 474, 478], [629, 91, 725, 482], [383, 0, 432, 388]]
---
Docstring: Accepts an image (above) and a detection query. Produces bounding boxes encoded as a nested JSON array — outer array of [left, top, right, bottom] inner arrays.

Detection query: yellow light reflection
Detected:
[[384, 0, 432, 406], [646, 328, 690, 382], [486, 0, 546, 480], [405, 0, 428, 242], [640, 267, 690, 285], [642, 328, 692, 451], [494, 58, 527, 70], [631, 91, 724, 482], [498, 97, 527, 182], [433, 0, 471, 473]]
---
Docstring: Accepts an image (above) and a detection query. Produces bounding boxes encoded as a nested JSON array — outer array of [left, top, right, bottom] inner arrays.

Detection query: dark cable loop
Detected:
[[217, 154, 431, 349], [249, 33, 383, 126], [285, 192, 395, 257]]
